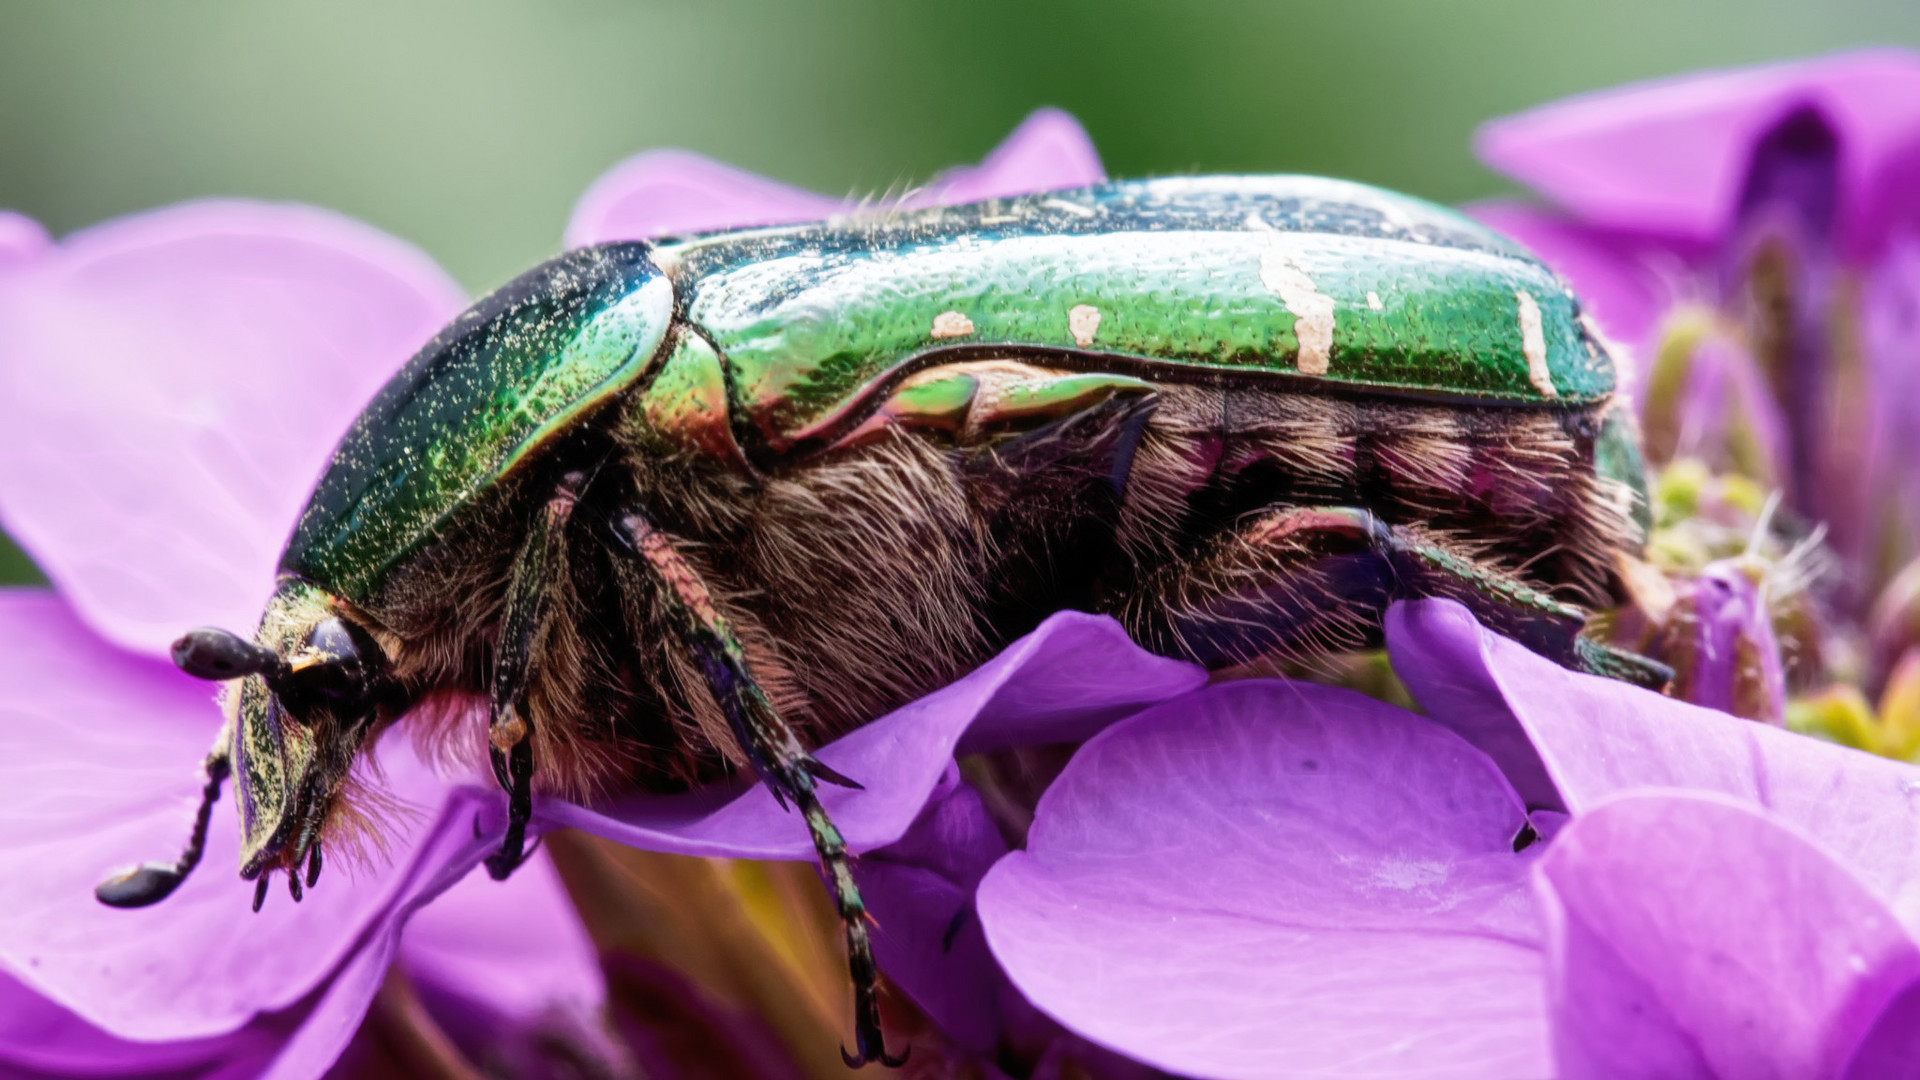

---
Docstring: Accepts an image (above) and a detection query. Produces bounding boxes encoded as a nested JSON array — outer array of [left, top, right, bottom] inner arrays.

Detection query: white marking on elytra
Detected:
[[1366, 291, 1383, 311], [930, 310, 976, 339], [1515, 290, 1557, 398], [1068, 304, 1102, 347], [1042, 198, 1096, 218], [1259, 237, 1335, 375]]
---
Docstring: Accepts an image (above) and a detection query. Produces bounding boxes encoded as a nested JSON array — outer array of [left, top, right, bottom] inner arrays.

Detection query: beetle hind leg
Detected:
[[1123, 504, 1670, 689], [616, 509, 905, 1069]]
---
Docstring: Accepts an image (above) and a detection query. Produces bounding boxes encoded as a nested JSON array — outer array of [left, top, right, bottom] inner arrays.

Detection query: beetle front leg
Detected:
[[1124, 505, 1670, 689], [95, 744, 231, 907], [616, 510, 906, 1069], [483, 472, 583, 881]]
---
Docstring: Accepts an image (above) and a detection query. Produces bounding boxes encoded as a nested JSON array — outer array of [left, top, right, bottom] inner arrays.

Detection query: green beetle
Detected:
[[97, 175, 1667, 1067]]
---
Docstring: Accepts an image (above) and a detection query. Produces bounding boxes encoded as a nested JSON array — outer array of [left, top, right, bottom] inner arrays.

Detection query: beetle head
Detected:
[[169, 579, 389, 898]]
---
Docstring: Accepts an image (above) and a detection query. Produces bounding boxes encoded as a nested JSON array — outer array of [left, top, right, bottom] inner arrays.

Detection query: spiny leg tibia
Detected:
[[1124, 504, 1670, 689], [484, 471, 582, 880], [617, 509, 904, 1069]]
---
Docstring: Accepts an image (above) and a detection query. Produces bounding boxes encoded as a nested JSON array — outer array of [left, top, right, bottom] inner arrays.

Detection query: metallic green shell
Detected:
[[282, 243, 673, 601], [656, 176, 1613, 451], [281, 177, 1619, 604]]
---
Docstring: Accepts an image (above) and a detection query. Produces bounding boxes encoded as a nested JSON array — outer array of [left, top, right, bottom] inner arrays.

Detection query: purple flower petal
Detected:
[[564, 150, 844, 247], [1388, 598, 1920, 926], [1670, 333, 1792, 483], [395, 849, 630, 1080], [0, 202, 465, 656], [0, 211, 50, 272], [1537, 791, 1920, 1078], [1466, 201, 1679, 354], [398, 848, 602, 1025], [1378, 597, 1563, 812], [1475, 50, 1920, 259], [0, 833, 558, 1080], [0, 589, 499, 1046], [1842, 974, 1920, 1078], [977, 680, 1550, 1080], [912, 109, 1105, 205], [537, 611, 1204, 859], [565, 109, 1103, 247], [255, 794, 500, 1080], [0, 967, 291, 1079], [862, 768, 1016, 1054]]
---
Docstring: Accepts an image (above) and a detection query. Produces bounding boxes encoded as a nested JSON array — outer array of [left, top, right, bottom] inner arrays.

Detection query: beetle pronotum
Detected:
[[98, 175, 1669, 1067]]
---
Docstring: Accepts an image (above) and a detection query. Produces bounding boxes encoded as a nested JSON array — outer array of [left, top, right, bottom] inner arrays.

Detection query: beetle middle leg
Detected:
[[615, 509, 906, 1069], [1122, 504, 1670, 688], [482, 471, 584, 880]]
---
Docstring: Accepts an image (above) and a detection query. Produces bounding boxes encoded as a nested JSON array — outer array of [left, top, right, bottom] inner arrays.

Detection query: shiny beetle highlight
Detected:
[[97, 176, 1670, 1067]]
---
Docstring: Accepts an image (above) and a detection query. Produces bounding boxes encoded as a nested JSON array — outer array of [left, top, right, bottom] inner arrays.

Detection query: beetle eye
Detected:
[[305, 618, 360, 667], [274, 616, 381, 724]]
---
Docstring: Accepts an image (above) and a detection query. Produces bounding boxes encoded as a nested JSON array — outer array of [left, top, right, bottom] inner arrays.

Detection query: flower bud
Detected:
[[1655, 558, 1788, 725]]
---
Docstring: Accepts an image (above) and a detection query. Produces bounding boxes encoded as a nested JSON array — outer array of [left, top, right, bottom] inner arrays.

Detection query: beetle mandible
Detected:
[[96, 175, 1670, 1067]]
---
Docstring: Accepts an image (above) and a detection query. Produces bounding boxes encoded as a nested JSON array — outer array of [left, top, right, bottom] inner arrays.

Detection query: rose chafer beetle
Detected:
[[97, 175, 1669, 1067]]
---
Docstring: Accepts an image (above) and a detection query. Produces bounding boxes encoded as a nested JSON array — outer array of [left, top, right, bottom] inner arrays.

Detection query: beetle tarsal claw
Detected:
[[804, 756, 863, 790], [840, 1043, 911, 1070], [93, 863, 187, 908]]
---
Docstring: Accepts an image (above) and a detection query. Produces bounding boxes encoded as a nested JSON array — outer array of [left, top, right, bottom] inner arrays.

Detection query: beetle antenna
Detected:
[[95, 752, 230, 908], [172, 628, 285, 681]]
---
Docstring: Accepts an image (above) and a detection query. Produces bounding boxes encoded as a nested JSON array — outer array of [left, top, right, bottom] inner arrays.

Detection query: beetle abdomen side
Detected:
[[1135, 386, 1641, 606]]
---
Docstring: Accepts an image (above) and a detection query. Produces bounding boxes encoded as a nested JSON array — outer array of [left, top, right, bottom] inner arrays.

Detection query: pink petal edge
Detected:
[[0, 200, 465, 657], [1475, 49, 1920, 256], [912, 108, 1105, 205], [1388, 598, 1920, 934], [0, 211, 50, 272], [564, 108, 1103, 247], [1538, 791, 1920, 1078]]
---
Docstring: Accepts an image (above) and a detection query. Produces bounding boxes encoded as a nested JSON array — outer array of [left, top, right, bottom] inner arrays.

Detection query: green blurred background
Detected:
[[3, 0, 1918, 585]]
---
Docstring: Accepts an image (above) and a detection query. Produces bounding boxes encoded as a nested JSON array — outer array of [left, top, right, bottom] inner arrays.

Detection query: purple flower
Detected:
[[0, 111, 1119, 1077], [1652, 556, 1790, 724], [971, 599, 1920, 1078], [1470, 51, 1920, 590]]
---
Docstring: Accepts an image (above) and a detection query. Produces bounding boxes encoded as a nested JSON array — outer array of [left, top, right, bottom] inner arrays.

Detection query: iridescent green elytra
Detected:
[[108, 176, 1665, 1073], [284, 175, 1617, 603], [286, 247, 674, 599]]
